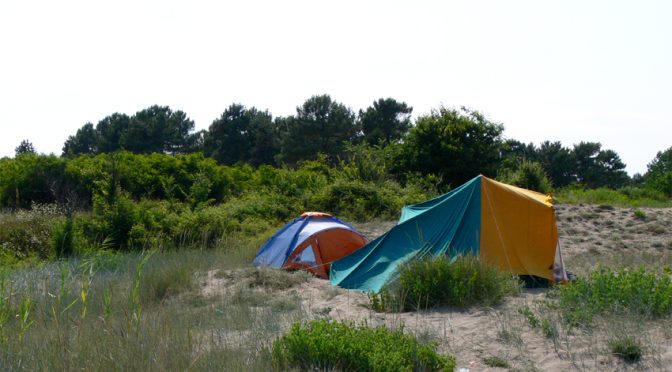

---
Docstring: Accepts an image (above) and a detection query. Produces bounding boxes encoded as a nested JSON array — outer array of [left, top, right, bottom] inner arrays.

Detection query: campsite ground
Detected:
[[202, 204, 672, 371], [2, 204, 671, 370]]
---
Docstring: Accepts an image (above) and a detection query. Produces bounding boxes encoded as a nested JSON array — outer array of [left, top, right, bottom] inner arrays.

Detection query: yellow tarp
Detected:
[[480, 177, 558, 281]]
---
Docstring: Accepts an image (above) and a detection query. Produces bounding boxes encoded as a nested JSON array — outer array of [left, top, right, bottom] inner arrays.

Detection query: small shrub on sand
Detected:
[[371, 255, 521, 311], [633, 209, 647, 220], [483, 355, 509, 368], [272, 319, 456, 371], [608, 335, 643, 363]]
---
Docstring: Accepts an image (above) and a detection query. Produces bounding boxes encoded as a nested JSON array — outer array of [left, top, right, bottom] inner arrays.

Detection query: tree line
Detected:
[[11, 94, 672, 196]]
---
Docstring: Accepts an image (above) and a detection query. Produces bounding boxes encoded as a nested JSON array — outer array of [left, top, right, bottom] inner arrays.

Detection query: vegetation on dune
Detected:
[[2, 98, 669, 265], [0, 247, 297, 371], [370, 255, 522, 312], [609, 335, 643, 363], [553, 266, 672, 325], [2, 95, 671, 370], [0, 151, 430, 265], [272, 319, 456, 371]]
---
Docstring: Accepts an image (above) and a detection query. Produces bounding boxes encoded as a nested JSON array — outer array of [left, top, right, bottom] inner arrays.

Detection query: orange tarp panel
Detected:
[[480, 177, 558, 281]]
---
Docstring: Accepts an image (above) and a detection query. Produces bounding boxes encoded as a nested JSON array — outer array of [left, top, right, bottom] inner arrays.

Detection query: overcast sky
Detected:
[[1, 0, 670, 175]]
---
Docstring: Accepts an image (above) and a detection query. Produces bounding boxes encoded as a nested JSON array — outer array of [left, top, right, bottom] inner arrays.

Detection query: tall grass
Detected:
[[0, 237, 304, 370], [370, 255, 522, 312]]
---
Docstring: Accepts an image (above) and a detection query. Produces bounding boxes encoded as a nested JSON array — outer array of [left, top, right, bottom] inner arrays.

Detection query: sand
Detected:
[[202, 204, 672, 371]]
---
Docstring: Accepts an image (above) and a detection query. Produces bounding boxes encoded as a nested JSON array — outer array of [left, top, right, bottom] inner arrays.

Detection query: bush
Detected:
[[310, 179, 410, 221], [372, 255, 521, 311], [0, 204, 62, 262], [609, 335, 643, 363], [497, 161, 552, 194], [555, 266, 672, 325], [272, 319, 456, 371]]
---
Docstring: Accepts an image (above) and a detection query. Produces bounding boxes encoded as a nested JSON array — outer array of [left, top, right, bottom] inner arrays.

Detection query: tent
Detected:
[[252, 212, 369, 278], [330, 175, 568, 292]]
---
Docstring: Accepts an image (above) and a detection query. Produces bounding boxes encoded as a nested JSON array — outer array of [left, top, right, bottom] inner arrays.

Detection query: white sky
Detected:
[[1, 0, 670, 175]]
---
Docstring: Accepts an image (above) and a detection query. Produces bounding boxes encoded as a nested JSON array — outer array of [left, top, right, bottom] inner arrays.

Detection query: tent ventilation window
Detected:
[[294, 245, 317, 265]]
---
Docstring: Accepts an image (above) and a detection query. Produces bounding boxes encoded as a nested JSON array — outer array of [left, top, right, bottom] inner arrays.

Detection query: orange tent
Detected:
[[252, 212, 369, 278]]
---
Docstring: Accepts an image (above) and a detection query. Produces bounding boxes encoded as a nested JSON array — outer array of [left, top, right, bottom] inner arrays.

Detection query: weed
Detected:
[[519, 305, 540, 327], [633, 209, 647, 220], [608, 335, 642, 363], [483, 355, 509, 368], [246, 268, 310, 290], [540, 318, 558, 339]]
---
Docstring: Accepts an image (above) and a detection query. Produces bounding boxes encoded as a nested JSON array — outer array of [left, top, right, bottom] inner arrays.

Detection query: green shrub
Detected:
[[272, 319, 456, 371], [608, 335, 643, 363], [483, 355, 509, 368], [0, 204, 62, 261], [309, 179, 403, 221], [372, 255, 521, 311], [633, 209, 647, 220], [498, 161, 552, 194], [555, 266, 672, 325], [518, 305, 540, 327]]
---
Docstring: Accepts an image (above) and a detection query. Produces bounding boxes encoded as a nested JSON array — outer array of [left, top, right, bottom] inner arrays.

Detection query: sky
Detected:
[[1, 0, 670, 175]]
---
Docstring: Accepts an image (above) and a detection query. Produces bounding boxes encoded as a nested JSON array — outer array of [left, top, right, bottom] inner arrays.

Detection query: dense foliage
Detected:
[[272, 319, 456, 371], [3, 95, 671, 265], [49, 95, 665, 192], [645, 146, 672, 196], [0, 151, 430, 263]]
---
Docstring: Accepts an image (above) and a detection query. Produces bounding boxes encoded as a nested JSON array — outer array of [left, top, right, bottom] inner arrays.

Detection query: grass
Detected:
[[2, 199, 672, 369], [0, 237, 299, 371], [483, 355, 509, 368], [555, 187, 672, 208], [246, 267, 311, 290], [553, 266, 672, 326], [271, 319, 456, 371], [371, 255, 522, 312], [608, 335, 643, 362]]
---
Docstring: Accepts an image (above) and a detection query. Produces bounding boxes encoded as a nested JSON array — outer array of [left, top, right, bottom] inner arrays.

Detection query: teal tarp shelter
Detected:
[[330, 175, 566, 293]]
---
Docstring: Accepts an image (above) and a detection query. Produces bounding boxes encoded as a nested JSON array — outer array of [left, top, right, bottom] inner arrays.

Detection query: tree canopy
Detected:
[[402, 107, 504, 187], [203, 104, 277, 166], [645, 146, 672, 196], [277, 95, 358, 165], [62, 107, 198, 156], [15, 140, 36, 156], [359, 98, 412, 145], [50, 96, 659, 194]]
